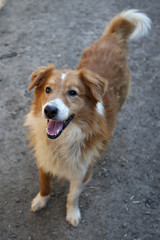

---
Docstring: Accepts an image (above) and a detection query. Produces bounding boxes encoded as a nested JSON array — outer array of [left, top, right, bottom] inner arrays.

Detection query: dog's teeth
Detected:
[[57, 130, 59, 134]]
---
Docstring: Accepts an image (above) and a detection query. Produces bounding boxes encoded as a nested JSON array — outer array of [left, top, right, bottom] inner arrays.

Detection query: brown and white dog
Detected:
[[25, 10, 151, 226]]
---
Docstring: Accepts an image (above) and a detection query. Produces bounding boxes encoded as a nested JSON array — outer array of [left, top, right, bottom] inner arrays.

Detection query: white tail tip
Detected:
[[121, 9, 151, 40]]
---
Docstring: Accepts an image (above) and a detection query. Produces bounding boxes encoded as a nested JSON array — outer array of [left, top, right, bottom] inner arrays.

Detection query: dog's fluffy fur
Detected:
[[25, 10, 151, 226]]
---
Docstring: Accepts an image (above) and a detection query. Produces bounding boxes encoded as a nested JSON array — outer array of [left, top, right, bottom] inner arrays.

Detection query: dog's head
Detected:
[[28, 65, 108, 139]]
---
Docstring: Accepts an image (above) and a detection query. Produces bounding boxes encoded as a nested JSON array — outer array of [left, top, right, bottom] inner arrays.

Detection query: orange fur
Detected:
[[25, 10, 150, 226], [39, 168, 52, 197]]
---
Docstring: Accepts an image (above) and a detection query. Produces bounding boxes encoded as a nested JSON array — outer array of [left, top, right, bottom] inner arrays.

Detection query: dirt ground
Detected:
[[0, 0, 159, 239]]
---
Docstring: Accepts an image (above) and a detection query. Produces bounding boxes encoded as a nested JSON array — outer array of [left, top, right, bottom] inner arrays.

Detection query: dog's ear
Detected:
[[79, 69, 108, 102], [27, 64, 55, 91]]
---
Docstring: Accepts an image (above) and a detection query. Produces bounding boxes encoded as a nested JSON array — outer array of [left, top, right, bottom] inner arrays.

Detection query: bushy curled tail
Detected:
[[103, 9, 151, 49]]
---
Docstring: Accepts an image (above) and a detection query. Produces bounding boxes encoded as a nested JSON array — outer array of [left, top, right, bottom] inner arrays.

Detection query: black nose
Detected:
[[44, 105, 58, 118]]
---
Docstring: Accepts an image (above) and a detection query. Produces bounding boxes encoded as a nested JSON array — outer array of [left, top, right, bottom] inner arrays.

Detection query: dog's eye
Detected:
[[46, 87, 52, 94], [68, 90, 78, 97]]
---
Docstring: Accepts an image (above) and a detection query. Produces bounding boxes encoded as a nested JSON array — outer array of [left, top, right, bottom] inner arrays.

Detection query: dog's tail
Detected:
[[102, 9, 151, 50]]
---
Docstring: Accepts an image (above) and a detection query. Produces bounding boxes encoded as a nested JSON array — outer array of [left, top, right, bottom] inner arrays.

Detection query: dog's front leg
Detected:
[[31, 168, 52, 212], [66, 179, 84, 227], [66, 166, 92, 227]]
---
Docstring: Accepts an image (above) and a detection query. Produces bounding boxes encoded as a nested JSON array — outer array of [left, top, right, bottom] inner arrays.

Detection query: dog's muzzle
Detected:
[[43, 105, 74, 140]]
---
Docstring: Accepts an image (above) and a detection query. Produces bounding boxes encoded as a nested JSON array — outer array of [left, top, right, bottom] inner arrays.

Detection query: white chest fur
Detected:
[[34, 122, 89, 181]]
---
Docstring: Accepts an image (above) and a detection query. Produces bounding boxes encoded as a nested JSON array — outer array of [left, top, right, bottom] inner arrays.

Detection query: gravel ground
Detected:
[[0, 0, 159, 239]]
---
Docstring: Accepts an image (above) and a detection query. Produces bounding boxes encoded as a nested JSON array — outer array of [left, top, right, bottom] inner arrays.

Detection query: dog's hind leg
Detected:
[[31, 168, 52, 212]]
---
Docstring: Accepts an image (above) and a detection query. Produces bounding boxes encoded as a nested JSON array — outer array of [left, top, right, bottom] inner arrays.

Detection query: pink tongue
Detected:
[[47, 119, 63, 136]]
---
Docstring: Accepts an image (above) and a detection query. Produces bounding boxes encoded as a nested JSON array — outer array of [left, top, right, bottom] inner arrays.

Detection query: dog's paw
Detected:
[[66, 207, 81, 227], [31, 192, 50, 212]]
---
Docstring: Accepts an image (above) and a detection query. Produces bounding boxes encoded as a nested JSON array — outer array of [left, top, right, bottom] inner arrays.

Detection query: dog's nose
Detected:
[[44, 105, 58, 118]]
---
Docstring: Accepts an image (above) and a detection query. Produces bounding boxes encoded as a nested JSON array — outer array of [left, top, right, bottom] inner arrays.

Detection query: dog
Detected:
[[25, 9, 151, 226]]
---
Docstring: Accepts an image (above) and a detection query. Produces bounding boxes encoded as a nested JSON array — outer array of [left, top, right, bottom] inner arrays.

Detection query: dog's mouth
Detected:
[[46, 114, 74, 139]]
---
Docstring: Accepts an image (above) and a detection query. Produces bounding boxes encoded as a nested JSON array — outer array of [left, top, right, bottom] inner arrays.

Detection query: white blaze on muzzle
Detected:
[[43, 98, 69, 121]]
